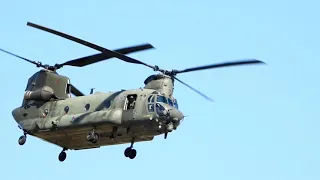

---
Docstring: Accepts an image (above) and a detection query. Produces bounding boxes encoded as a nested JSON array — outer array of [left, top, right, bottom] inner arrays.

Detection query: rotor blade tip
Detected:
[[250, 59, 266, 64], [147, 44, 156, 49], [257, 60, 267, 64]]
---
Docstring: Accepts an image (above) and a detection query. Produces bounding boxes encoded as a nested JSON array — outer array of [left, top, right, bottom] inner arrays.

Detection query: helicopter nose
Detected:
[[156, 103, 184, 122], [169, 108, 184, 121]]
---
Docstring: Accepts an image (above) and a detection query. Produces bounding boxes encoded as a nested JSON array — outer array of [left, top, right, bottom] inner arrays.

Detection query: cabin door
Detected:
[[122, 94, 137, 124]]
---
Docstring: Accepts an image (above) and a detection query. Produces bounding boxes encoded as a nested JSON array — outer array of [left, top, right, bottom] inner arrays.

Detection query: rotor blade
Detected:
[[60, 43, 155, 67], [27, 22, 156, 70], [175, 59, 265, 74], [70, 84, 84, 96], [114, 43, 154, 54], [173, 76, 214, 102], [0, 48, 42, 67]]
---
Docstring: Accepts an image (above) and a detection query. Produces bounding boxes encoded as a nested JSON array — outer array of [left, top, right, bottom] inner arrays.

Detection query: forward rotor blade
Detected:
[[173, 77, 214, 102], [60, 43, 154, 67], [27, 22, 156, 70], [175, 59, 265, 74], [0, 48, 42, 67], [70, 84, 84, 96], [114, 43, 154, 55]]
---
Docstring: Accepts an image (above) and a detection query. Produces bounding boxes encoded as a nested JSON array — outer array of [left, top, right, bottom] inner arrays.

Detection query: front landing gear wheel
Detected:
[[18, 135, 26, 145], [58, 151, 67, 162], [124, 147, 137, 159]]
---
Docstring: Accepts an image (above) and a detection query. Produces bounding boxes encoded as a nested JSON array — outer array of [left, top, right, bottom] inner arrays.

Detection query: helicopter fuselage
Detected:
[[12, 88, 183, 150], [1, 21, 265, 162]]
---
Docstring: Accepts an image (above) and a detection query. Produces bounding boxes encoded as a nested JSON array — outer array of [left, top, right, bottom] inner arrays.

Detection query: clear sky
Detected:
[[0, 0, 319, 179]]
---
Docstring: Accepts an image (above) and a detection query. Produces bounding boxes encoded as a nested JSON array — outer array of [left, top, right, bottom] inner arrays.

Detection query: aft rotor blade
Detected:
[[27, 22, 156, 70], [0, 48, 42, 67], [70, 84, 84, 96], [173, 77, 214, 102], [175, 59, 265, 74], [60, 43, 155, 67]]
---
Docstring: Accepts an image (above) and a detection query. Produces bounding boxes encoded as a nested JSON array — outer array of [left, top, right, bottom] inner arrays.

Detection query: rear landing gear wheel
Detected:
[[129, 149, 137, 159], [18, 135, 26, 145], [124, 147, 130, 157], [124, 147, 137, 159]]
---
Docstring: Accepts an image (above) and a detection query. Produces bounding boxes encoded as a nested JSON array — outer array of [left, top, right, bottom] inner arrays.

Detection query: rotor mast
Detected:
[[144, 74, 175, 97]]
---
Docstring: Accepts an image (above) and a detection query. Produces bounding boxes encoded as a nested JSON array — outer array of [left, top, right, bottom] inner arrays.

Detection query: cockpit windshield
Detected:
[[150, 95, 178, 109], [147, 94, 179, 111], [157, 95, 167, 104]]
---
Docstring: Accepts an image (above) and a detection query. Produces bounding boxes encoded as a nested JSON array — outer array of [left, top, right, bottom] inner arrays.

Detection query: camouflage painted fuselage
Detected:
[[12, 70, 183, 150]]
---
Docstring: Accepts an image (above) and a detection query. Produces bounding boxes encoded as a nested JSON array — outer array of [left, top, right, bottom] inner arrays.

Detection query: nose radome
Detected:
[[157, 103, 184, 121], [169, 108, 184, 121]]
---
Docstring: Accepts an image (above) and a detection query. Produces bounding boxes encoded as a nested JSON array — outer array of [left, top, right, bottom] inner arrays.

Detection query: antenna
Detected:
[[90, 88, 95, 94]]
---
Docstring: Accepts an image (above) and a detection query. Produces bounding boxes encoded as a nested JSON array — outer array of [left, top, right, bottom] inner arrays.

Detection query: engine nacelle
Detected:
[[24, 86, 55, 101]]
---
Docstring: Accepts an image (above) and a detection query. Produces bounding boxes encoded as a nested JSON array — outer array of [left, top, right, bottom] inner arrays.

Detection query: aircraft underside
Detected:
[[34, 124, 157, 150], [18, 121, 166, 161]]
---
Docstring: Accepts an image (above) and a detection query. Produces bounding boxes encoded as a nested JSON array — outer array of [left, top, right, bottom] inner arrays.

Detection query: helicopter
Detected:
[[0, 22, 266, 162]]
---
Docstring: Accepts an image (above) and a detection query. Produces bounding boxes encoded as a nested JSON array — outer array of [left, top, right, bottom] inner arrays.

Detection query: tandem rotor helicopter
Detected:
[[0, 22, 265, 162]]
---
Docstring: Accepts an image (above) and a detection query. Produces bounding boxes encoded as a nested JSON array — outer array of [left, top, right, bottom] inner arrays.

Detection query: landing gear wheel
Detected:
[[124, 147, 131, 157], [124, 147, 137, 159], [18, 135, 26, 145], [129, 149, 137, 159], [58, 151, 67, 162]]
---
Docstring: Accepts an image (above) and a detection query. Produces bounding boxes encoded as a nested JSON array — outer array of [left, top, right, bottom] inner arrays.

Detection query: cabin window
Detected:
[[44, 109, 49, 115], [126, 94, 137, 110], [84, 104, 90, 112], [64, 106, 69, 113], [42, 109, 49, 117]]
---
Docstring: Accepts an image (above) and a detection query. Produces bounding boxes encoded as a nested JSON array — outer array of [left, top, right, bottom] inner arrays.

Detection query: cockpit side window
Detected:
[[168, 98, 173, 106], [147, 95, 155, 112], [148, 103, 155, 112], [173, 99, 179, 109], [148, 95, 155, 103]]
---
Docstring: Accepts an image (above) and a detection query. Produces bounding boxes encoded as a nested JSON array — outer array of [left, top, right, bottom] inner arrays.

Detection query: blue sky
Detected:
[[0, 0, 319, 179]]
